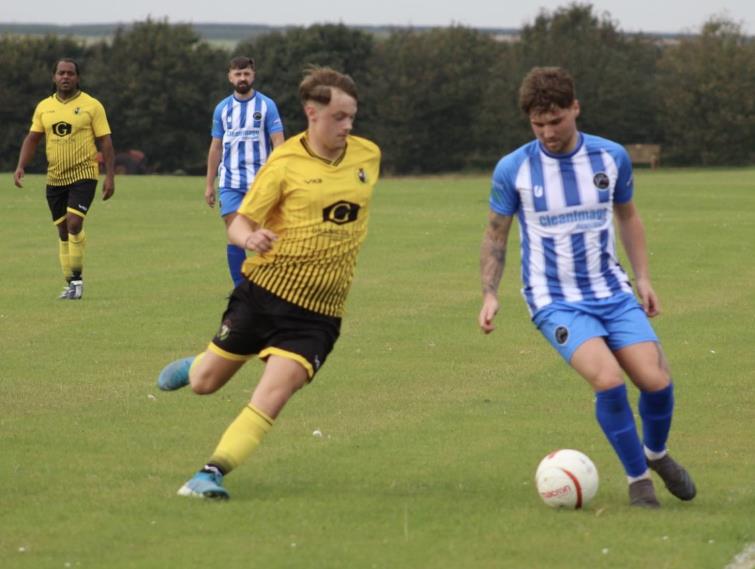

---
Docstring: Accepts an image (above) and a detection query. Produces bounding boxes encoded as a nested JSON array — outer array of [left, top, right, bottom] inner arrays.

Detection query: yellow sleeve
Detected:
[[238, 161, 284, 225], [30, 102, 45, 133], [91, 100, 111, 137], [371, 145, 382, 185]]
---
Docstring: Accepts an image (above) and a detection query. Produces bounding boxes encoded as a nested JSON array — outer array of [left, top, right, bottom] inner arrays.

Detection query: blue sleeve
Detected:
[[266, 100, 284, 134], [211, 102, 224, 139], [489, 156, 520, 215], [612, 147, 634, 204]]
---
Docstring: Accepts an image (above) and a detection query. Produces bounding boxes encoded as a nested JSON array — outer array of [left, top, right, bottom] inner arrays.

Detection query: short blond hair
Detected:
[[299, 66, 358, 106]]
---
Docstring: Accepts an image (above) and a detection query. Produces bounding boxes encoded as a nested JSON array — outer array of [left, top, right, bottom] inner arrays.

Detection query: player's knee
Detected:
[[189, 369, 222, 395], [589, 371, 624, 392], [633, 367, 671, 391], [190, 380, 219, 395], [67, 217, 83, 235]]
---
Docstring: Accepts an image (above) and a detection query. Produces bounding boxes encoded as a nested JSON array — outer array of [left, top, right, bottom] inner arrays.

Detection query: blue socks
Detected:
[[226, 244, 246, 287], [595, 384, 647, 477], [638, 383, 674, 453]]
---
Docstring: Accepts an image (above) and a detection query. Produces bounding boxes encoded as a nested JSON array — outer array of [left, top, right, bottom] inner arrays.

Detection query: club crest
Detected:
[[593, 172, 610, 190], [555, 326, 569, 345]]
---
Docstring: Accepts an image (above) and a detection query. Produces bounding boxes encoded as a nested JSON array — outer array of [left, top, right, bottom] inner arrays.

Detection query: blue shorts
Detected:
[[218, 187, 247, 217], [532, 293, 658, 363]]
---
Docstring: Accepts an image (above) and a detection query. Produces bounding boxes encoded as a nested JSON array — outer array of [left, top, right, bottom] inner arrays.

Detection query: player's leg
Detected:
[[158, 281, 255, 392], [219, 190, 247, 287], [158, 348, 247, 390], [223, 212, 246, 287], [46, 185, 73, 297], [64, 180, 97, 299], [614, 341, 671, 453], [172, 351, 250, 500], [570, 339, 660, 507], [536, 305, 658, 507], [178, 355, 308, 500], [55, 216, 72, 297], [170, 281, 271, 499], [189, 349, 245, 394], [205, 355, 307, 472], [65, 212, 85, 298], [177, 289, 339, 499], [614, 341, 696, 500]]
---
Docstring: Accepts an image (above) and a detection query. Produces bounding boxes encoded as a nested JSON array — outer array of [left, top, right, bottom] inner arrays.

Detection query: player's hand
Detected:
[[204, 185, 216, 208], [636, 277, 661, 317], [13, 168, 24, 188], [479, 295, 500, 334], [244, 229, 277, 254], [102, 177, 115, 200]]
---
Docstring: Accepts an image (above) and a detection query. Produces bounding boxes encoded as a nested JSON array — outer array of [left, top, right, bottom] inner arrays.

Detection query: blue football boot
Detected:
[[157, 356, 194, 391], [177, 470, 229, 500]]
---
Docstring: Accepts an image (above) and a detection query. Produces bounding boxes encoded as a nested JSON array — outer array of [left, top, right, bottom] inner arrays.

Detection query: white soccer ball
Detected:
[[535, 449, 599, 509]]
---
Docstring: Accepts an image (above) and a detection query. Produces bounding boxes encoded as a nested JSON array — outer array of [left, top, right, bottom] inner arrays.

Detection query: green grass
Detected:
[[1, 169, 753, 568]]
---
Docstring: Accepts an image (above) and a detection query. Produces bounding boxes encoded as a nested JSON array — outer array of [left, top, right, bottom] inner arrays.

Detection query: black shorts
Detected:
[[46, 179, 97, 224], [208, 281, 341, 380]]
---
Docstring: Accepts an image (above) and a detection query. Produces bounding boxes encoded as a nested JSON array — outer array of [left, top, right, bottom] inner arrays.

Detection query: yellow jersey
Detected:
[[239, 132, 381, 317], [30, 91, 111, 186]]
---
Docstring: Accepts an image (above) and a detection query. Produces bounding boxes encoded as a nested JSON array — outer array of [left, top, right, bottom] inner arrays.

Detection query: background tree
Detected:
[[237, 24, 376, 139], [514, 3, 662, 145], [0, 35, 90, 172], [2, 13, 753, 174], [477, 41, 531, 168], [86, 19, 228, 173], [371, 26, 499, 173], [657, 17, 755, 165]]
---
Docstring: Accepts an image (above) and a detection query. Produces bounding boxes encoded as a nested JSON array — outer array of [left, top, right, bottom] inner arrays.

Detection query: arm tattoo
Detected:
[[480, 217, 509, 295]]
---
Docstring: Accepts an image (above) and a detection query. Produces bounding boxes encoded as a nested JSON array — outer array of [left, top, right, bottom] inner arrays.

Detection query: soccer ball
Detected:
[[535, 449, 599, 509]]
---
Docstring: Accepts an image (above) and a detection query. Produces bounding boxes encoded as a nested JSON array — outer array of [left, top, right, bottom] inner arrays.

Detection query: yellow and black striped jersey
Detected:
[[239, 131, 381, 317], [30, 91, 111, 186]]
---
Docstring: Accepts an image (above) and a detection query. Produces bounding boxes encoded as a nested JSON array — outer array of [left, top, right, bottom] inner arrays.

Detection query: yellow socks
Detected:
[[68, 230, 86, 277], [208, 404, 274, 474], [189, 352, 205, 378], [58, 239, 72, 280]]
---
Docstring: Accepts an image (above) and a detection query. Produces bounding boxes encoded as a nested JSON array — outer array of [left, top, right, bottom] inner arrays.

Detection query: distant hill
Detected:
[[0, 22, 522, 42], [0, 22, 280, 40], [0, 22, 689, 44]]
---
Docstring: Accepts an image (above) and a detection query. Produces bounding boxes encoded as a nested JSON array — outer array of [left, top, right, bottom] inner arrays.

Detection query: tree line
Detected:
[[1, 4, 753, 175]]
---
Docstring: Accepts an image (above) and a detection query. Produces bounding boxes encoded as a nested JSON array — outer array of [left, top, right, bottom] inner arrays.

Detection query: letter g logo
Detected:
[[322, 201, 360, 225], [52, 122, 73, 137]]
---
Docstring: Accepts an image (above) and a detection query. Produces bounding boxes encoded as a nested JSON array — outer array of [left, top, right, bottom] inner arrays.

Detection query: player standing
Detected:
[[14, 58, 115, 299], [158, 67, 381, 499], [478, 67, 696, 507], [205, 56, 285, 286]]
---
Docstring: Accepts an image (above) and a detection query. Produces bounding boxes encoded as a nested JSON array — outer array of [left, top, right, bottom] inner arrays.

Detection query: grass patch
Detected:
[[1, 169, 753, 568]]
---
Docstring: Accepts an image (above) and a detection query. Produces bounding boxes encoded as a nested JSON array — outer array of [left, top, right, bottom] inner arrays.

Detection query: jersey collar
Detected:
[[232, 90, 256, 103], [54, 90, 82, 104], [538, 132, 584, 160], [300, 135, 347, 166]]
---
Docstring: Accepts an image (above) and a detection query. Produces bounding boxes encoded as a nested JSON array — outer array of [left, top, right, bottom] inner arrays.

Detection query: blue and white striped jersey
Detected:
[[211, 91, 284, 191], [489, 133, 635, 316]]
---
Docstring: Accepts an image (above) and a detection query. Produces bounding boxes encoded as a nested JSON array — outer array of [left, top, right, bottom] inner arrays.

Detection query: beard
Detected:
[[56, 81, 79, 96], [235, 82, 252, 95]]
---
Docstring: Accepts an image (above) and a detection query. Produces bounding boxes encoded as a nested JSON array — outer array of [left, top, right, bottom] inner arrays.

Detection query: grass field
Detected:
[[1, 169, 753, 568]]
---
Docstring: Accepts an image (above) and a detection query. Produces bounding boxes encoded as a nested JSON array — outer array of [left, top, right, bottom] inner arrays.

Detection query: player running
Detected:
[[158, 67, 380, 500], [478, 67, 696, 508]]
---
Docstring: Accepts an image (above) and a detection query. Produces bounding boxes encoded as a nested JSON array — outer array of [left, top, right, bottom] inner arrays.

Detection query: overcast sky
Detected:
[[3, 0, 753, 35]]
